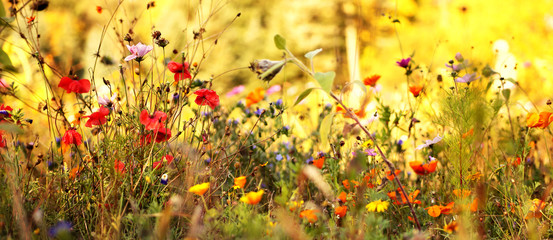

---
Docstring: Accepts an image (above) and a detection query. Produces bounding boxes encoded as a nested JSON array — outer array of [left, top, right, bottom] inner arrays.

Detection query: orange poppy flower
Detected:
[[387, 188, 421, 205], [338, 191, 347, 203], [525, 199, 546, 219], [526, 112, 553, 128], [409, 85, 423, 97], [363, 75, 381, 87], [336, 106, 367, 119], [409, 160, 438, 175], [96, 6, 103, 14], [188, 182, 210, 196], [335, 206, 347, 218], [313, 156, 324, 169], [426, 202, 454, 217], [240, 190, 264, 205], [385, 169, 401, 181], [452, 189, 471, 198], [234, 176, 247, 189], [245, 87, 265, 107], [342, 180, 351, 190], [444, 221, 458, 233], [300, 209, 319, 223], [470, 198, 479, 212]]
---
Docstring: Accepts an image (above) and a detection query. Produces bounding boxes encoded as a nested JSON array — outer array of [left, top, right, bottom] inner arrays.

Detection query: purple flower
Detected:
[[455, 73, 480, 83], [275, 99, 283, 107], [276, 154, 283, 161], [161, 173, 168, 185], [365, 148, 377, 156], [396, 57, 411, 68], [455, 53, 464, 62], [48, 221, 72, 238], [445, 63, 463, 72], [226, 85, 245, 97], [124, 42, 153, 62], [254, 108, 264, 116]]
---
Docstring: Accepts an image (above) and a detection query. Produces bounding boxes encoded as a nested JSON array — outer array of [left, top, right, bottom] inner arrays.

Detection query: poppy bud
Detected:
[[156, 38, 169, 48], [152, 30, 161, 40], [124, 33, 133, 42], [249, 59, 285, 82]]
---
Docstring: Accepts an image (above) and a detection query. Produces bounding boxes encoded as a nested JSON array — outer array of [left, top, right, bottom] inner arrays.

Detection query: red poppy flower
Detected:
[[167, 61, 191, 82], [114, 160, 125, 174], [194, 89, 220, 110], [83, 106, 110, 127], [153, 154, 174, 169], [0, 131, 6, 148], [409, 160, 438, 175], [58, 76, 91, 94], [139, 110, 167, 131], [154, 127, 171, 142], [363, 75, 381, 87], [62, 128, 82, 145]]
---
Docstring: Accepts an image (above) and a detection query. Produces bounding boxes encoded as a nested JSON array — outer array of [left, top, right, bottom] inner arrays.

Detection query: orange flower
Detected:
[[233, 176, 247, 189], [525, 199, 546, 219], [342, 180, 351, 190], [426, 202, 454, 217], [526, 112, 553, 128], [409, 85, 423, 97], [363, 74, 381, 87], [188, 182, 210, 196], [461, 128, 474, 138], [387, 188, 421, 205], [452, 189, 471, 198], [335, 206, 347, 218], [385, 169, 401, 181], [300, 209, 319, 223], [511, 157, 522, 167], [470, 198, 479, 212], [240, 190, 264, 205], [444, 221, 458, 233], [409, 160, 438, 175], [26, 16, 35, 24], [313, 156, 324, 169], [245, 87, 265, 107], [337, 191, 347, 203], [96, 6, 103, 14]]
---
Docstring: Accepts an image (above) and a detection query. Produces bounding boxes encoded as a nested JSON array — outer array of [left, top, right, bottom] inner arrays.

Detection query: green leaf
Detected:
[[274, 34, 286, 50], [352, 80, 367, 94], [294, 88, 314, 106], [314, 71, 335, 93], [0, 123, 23, 134], [320, 113, 335, 148], [0, 2, 5, 18], [304, 48, 322, 60], [502, 89, 511, 101], [0, 47, 14, 71], [482, 64, 496, 77]]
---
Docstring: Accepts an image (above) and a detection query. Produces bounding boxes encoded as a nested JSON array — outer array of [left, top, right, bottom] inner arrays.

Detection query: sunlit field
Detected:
[[2, 0, 553, 239]]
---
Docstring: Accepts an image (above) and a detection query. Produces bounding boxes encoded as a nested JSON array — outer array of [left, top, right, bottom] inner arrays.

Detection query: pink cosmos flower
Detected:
[[266, 85, 281, 95], [124, 43, 153, 62], [226, 85, 245, 97]]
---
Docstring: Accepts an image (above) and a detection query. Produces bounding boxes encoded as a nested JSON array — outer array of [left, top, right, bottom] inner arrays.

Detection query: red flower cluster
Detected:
[[194, 89, 220, 110], [58, 76, 91, 94], [139, 110, 171, 144], [83, 106, 110, 127], [168, 61, 191, 82], [153, 154, 174, 169]]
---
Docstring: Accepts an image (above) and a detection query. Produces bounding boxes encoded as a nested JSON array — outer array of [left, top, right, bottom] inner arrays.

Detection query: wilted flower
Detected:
[[249, 59, 285, 82], [366, 200, 389, 212], [124, 42, 153, 62], [240, 190, 264, 205], [189, 182, 210, 196]]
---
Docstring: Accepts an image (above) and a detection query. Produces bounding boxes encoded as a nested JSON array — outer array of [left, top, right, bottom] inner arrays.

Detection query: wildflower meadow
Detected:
[[2, 0, 553, 239]]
